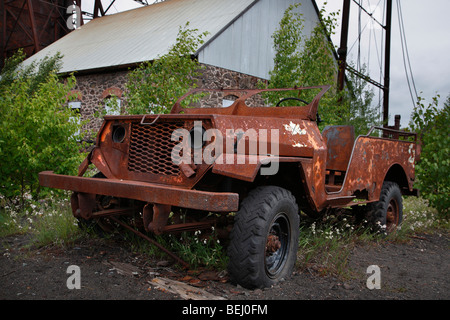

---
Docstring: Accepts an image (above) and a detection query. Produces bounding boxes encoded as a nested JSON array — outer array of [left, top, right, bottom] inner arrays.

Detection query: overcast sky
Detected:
[[82, 0, 449, 128], [315, 0, 450, 128]]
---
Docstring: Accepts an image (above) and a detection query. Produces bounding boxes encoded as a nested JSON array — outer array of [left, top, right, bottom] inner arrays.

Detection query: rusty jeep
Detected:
[[39, 85, 420, 289]]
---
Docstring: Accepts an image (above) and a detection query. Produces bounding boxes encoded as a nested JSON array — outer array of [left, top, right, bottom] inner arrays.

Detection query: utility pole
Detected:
[[337, 0, 394, 128], [383, 0, 393, 127], [337, 0, 350, 93]]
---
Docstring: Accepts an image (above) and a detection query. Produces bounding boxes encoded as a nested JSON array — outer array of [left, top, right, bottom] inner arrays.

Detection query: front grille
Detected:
[[128, 120, 185, 176]]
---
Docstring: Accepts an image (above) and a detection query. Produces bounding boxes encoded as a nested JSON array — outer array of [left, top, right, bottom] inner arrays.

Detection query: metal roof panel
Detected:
[[23, 0, 257, 73]]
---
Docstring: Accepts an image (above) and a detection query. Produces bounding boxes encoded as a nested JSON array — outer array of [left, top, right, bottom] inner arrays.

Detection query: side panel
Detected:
[[335, 136, 417, 200], [322, 125, 355, 172], [211, 115, 322, 158]]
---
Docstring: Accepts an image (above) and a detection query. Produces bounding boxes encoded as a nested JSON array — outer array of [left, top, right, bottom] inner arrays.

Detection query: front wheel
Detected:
[[227, 186, 300, 289]]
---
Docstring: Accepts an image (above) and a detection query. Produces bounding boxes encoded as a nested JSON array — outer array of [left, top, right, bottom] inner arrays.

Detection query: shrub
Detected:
[[0, 50, 85, 206], [410, 95, 449, 217]]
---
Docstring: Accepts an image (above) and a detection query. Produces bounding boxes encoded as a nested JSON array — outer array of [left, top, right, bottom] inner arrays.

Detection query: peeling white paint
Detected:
[[293, 142, 307, 148], [408, 144, 415, 167], [284, 121, 306, 136]]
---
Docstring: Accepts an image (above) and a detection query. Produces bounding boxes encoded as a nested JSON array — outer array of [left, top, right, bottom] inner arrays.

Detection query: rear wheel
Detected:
[[227, 186, 300, 289], [365, 181, 403, 234]]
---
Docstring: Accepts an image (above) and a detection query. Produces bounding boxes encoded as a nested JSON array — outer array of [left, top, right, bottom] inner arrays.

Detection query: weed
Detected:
[[297, 210, 368, 279], [0, 191, 83, 248], [126, 228, 228, 271], [401, 196, 449, 234]]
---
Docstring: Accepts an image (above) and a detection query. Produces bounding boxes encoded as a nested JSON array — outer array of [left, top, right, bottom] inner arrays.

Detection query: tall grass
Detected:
[[0, 192, 83, 248], [297, 212, 371, 279], [401, 196, 449, 234]]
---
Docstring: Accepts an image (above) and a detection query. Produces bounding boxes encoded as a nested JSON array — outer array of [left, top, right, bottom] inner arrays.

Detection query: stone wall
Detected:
[[70, 63, 267, 135], [71, 70, 128, 134], [199, 64, 267, 108]]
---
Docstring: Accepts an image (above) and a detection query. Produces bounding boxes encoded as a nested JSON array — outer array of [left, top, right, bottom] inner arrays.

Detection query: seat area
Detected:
[[322, 126, 355, 192]]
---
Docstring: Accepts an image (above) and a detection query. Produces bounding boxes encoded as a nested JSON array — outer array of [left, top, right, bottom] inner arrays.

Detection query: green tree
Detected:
[[265, 3, 379, 135], [0, 51, 84, 205], [125, 22, 209, 115], [0, 49, 62, 94], [266, 4, 338, 109], [410, 95, 449, 216], [267, 3, 305, 95]]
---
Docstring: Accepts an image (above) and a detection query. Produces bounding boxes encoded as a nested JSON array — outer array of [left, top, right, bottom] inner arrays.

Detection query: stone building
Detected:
[[23, 0, 326, 133]]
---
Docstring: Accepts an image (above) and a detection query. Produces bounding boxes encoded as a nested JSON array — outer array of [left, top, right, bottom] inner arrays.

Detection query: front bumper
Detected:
[[39, 171, 239, 212]]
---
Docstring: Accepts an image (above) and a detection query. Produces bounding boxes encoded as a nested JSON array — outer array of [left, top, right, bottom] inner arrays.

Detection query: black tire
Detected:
[[227, 186, 300, 289], [75, 172, 118, 236], [365, 181, 403, 234]]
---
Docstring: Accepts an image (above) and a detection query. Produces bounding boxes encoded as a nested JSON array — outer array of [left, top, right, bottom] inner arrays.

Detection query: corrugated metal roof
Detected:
[[23, 0, 257, 73]]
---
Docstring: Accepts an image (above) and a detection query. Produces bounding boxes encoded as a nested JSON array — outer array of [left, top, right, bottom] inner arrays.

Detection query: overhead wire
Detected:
[[399, 0, 418, 100], [347, 0, 386, 121], [344, 0, 417, 122], [357, 0, 362, 73], [396, 0, 418, 109], [370, 0, 385, 122], [366, 0, 384, 77], [348, 0, 384, 69]]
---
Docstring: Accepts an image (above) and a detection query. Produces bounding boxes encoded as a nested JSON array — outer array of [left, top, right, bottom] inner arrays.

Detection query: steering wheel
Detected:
[[275, 97, 323, 123], [275, 97, 309, 107]]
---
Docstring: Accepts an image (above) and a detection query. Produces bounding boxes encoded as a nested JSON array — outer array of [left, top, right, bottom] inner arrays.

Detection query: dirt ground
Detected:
[[1, 231, 448, 302]]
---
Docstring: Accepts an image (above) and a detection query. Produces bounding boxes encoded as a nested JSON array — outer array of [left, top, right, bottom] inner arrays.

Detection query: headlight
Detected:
[[112, 125, 126, 143], [189, 125, 206, 149]]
